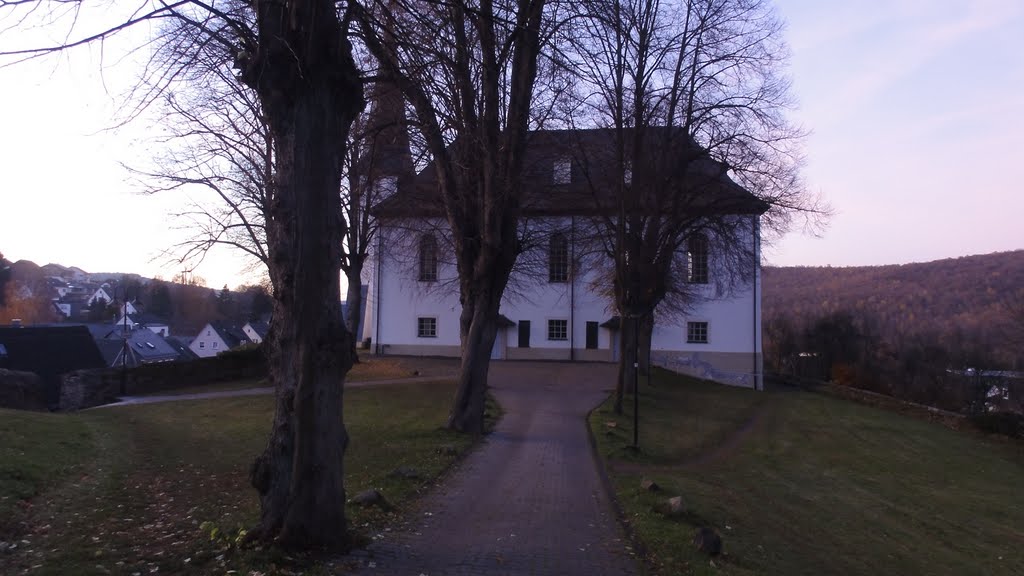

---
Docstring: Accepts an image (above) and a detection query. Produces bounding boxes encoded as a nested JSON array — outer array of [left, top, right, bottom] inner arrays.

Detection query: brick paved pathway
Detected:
[[348, 361, 638, 576]]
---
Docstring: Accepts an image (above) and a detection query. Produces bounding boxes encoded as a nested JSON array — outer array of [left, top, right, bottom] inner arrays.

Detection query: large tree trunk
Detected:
[[240, 0, 363, 551], [638, 312, 654, 376], [355, 0, 545, 435], [447, 301, 499, 434], [614, 316, 640, 414], [345, 271, 364, 363]]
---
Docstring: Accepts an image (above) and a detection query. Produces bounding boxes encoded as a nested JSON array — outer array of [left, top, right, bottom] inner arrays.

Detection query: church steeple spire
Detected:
[[359, 73, 414, 193]]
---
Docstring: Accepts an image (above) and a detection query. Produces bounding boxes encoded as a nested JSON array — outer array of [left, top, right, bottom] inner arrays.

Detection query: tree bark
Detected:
[[345, 270, 364, 363], [355, 0, 544, 434], [447, 302, 499, 434], [614, 317, 639, 413], [240, 0, 363, 551], [638, 312, 654, 376]]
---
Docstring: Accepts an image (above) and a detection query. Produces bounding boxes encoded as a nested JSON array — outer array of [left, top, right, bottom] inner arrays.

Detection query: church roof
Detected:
[[373, 127, 768, 219]]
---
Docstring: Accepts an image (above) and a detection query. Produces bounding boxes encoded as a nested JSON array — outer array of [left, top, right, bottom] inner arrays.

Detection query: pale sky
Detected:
[[1, 1, 1022, 289]]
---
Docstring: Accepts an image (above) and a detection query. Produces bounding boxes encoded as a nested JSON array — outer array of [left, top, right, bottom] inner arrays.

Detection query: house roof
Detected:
[[164, 336, 199, 361], [96, 329, 185, 367], [127, 312, 170, 327], [0, 326, 106, 383], [56, 322, 123, 340], [244, 319, 270, 340], [209, 322, 250, 348], [124, 329, 180, 364], [94, 339, 124, 367], [600, 316, 621, 330], [373, 127, 769, 219], [59, 293, 91, 304]]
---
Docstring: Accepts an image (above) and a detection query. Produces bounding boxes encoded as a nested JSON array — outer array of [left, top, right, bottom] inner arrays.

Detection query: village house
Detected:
[[189, 323, 250, 358]]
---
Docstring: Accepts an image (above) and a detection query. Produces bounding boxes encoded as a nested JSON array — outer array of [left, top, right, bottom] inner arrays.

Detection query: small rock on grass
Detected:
[[693, 526, 722, 556], [640, 478, 660, 492], [388, 466, 422, 480], [436, 444, 459, 456], [351, 489, 393, 510], [654, 495, 686, 517]]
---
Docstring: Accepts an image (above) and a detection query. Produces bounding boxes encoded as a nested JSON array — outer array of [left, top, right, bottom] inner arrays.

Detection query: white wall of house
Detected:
[[89, 287, 113, 306], [367, 216, 762, 387], [242, 323, 263, 344], [188, 323, 229, 358]]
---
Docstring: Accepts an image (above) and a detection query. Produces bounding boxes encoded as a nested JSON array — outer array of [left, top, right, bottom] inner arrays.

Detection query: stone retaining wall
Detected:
[[651, 350, 763, 389], [0, 368, 48, 411], [60, 348, 267, 411]]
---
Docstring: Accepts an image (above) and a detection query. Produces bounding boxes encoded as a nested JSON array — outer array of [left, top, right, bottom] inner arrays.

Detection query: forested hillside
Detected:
[[762, 251, 1024, 412]]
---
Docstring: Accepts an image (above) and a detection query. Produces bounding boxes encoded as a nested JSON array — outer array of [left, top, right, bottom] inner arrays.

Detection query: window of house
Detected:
[[199, 341, 205, 349], [548, 232, 569, 283], [417, 317, 437, 338], [419, 234, 438, 282], [687, 321, 709, 344], [213, 341, 218, 349], [687, 233, 709, 284], [547, 319, 568, 341], [553, 159, 571, 184]]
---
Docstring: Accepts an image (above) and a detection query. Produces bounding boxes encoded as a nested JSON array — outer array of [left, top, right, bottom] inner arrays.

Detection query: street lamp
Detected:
[[625, 312, 641, 450]]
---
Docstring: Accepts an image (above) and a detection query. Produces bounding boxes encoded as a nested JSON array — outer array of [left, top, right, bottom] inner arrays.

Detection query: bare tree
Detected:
[[1005, 288, 1024, 350], [134, 21, 399, 362], [355, 0, 548, 433], [560, 0, 826, 411], [339, 76, 418, 358], [0, 252, 10, 308], [2, 0, 364, 550], [134, 40, 273, 278]]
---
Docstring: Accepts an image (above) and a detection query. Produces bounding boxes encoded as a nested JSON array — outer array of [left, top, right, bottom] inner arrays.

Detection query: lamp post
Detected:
[[625, 312, 641, 450]]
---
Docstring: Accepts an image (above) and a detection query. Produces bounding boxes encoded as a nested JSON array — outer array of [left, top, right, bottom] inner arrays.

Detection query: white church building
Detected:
[[358, 87, 765, 388]]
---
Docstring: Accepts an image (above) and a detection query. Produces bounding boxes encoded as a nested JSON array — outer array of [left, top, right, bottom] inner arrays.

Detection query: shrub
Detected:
[[970, 411, 1023, 439]]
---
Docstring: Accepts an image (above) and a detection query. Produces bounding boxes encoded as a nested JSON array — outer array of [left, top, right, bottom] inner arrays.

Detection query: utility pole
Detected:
[[120, 287, 128, 396]]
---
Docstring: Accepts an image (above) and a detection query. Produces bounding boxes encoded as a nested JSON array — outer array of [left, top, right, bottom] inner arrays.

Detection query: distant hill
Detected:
[[0, 257, 268, 335], [39, 263, 70, 276], [763, 250, 1024, 368], [11, 260, 43, 281]]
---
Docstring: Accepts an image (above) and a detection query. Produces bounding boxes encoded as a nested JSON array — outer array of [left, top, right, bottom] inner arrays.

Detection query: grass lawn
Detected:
[[591, 370, 1024, 576], [1, 378, 475, 575]]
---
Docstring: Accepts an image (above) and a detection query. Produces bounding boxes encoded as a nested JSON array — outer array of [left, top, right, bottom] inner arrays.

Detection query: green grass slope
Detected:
[[0, 379, 474, 575], [592, 371, 1024, 576]]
